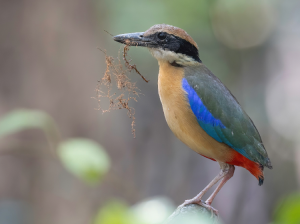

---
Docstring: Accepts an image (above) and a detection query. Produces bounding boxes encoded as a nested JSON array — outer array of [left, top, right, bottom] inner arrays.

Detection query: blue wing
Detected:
[[182, 70, 271, 168]]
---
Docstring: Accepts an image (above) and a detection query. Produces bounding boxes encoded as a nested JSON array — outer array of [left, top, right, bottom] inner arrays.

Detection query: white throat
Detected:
[[149, 48, 199, 66]]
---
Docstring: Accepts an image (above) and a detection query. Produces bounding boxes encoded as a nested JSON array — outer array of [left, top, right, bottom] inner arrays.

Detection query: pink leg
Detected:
[[181, 171, 225, 206], [205, 165, 235, 205], [180, 163, 235, 215]]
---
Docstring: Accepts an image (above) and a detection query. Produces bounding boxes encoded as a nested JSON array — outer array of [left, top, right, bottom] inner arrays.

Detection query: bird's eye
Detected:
[[157, 32, 167, 40]]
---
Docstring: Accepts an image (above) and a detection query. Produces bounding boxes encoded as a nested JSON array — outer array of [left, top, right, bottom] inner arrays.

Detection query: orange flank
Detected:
[[200, 150, 263, 182]]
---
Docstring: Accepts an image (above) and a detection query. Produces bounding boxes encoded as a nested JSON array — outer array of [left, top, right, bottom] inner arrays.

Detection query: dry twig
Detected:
[[123, 45, 149, 83], [94, 46, 147, 137]]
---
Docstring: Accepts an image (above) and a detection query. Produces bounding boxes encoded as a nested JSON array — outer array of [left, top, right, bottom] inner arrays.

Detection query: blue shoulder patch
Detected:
[[182, 78, 225, 143]]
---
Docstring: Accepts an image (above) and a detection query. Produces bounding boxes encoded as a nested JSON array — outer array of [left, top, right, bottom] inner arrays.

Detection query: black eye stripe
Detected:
[[144, 32, 201, 63], [169, 34, 201, 62]]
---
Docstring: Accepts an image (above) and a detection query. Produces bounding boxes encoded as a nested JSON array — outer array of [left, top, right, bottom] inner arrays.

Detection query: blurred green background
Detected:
[[1, 0, 300, 223]]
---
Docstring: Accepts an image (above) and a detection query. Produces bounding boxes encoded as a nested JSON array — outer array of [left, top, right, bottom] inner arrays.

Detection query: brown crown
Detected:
[[144, 24, 198, 49]]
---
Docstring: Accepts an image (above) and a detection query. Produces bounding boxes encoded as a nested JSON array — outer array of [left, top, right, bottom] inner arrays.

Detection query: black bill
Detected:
[[113, 32, 155, 47]]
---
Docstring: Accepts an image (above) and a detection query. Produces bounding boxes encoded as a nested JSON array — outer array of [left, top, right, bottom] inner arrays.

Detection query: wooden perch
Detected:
[[164, 204, 219, 224]]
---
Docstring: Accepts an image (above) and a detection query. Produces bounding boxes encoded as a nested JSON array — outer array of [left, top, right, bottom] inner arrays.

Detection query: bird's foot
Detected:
[[179, 199, 219, 217], [203, 201, 219, 217]]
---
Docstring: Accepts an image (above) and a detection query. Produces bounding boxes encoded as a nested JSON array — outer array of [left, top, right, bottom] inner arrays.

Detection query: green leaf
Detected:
[[130, 197, 175, 224], [58, 138, 110, 184], [273, 192, 300, 224], [94, 200, 138, 224], [0, 109, 56, 138]]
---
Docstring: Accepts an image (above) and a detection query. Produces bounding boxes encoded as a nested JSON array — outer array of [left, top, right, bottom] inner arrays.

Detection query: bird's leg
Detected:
[[180, 167, 226, 207], [180, 163, 235, 216], [205, 164, 235, 206]]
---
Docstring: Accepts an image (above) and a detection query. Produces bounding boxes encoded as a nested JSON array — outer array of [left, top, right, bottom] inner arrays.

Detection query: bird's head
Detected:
[[113, 24, 201, 67]]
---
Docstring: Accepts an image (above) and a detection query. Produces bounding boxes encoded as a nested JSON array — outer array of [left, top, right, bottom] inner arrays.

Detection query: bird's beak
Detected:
[[113, 32, 154, 47]]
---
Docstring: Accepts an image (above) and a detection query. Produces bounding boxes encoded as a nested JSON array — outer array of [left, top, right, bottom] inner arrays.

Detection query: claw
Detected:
[[178, 199, 219, 217], [201, 201, 219, 217], [204, 201, 218, 217]]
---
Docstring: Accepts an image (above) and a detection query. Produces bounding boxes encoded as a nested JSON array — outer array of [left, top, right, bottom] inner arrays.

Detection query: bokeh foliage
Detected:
[[0, 109, 110, 185], [273, 192, 300, 224], [0, 109, 176, 223], [58, 138, 110, 184]]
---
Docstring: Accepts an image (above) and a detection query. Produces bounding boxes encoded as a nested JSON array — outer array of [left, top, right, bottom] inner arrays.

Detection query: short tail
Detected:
[[244, 161, 264, 186], [227, 150, 265, 185]]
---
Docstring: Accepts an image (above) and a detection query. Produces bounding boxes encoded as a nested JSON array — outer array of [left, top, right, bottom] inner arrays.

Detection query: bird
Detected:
[[113, 24, 272, 214]]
